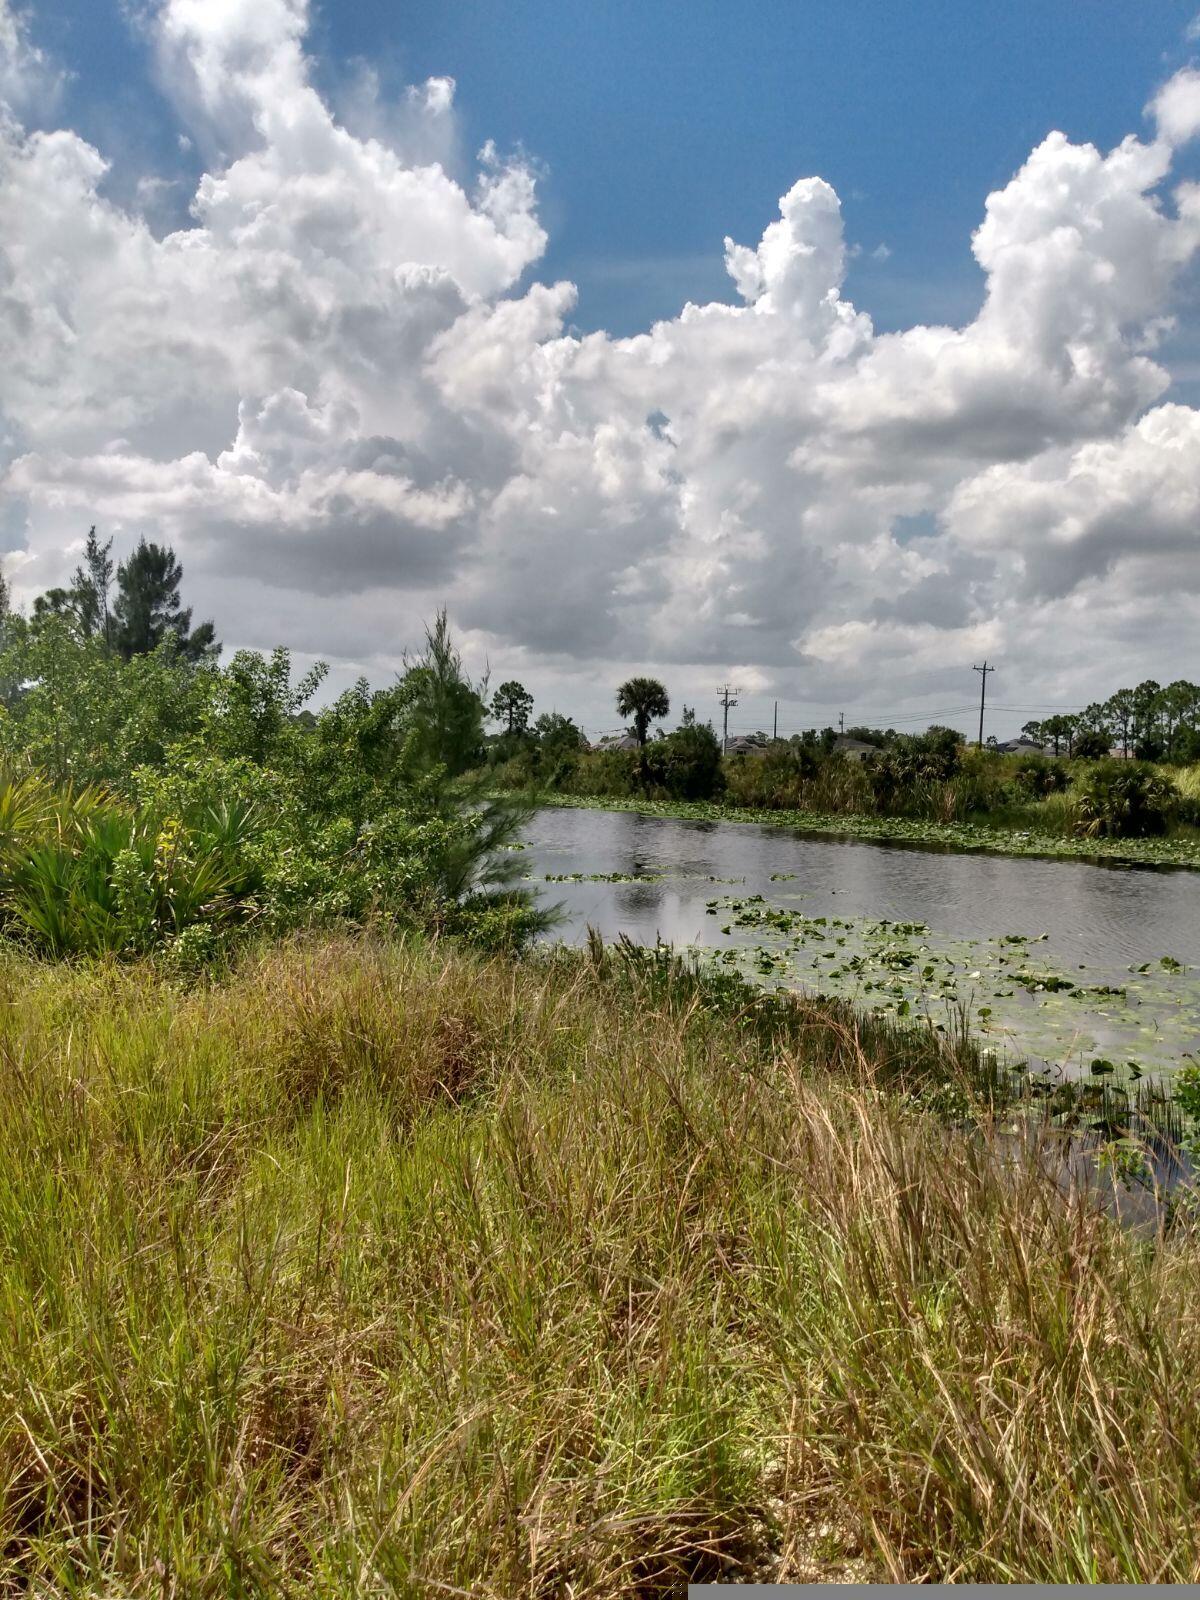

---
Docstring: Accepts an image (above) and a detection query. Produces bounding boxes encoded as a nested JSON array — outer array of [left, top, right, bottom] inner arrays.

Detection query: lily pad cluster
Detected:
[[702, 891, 1198, 1087], [541, 870, 665, 883]]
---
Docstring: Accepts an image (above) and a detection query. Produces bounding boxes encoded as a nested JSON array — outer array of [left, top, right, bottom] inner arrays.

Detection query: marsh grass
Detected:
[[2, 933, 1199, 1592]]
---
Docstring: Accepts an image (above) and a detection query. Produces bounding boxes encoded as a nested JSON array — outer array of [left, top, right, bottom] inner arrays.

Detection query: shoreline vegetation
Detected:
[[6, 930, 1200, 1589], [537, 791, 1200, 870], [3, 571, 1200, 1585], [486, 676, 1200, 869]]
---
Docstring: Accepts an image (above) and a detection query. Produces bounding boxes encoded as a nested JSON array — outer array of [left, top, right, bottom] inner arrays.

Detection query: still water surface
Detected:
[[521, 806, 1200, 1078]]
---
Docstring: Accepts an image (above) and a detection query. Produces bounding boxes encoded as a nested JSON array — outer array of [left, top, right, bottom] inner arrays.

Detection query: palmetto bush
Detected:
[[1072, 760, 1179, 839], [0, 767, 259, 956]]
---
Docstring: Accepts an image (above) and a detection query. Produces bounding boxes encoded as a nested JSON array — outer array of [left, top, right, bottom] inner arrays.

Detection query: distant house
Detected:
[[591, 732, 639, 753], [725, 734, 771, 756], [996, 736, 1052, 756], [832, 736, 878, 762]]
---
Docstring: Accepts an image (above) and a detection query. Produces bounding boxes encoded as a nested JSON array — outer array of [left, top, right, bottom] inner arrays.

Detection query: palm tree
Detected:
[[616, 676, 670, 749], [616, 676, 669, 786]]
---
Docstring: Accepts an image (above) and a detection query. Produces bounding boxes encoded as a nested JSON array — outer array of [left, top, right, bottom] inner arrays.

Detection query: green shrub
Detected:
[[1072, 760, 1178, 838], [0, 610, 545, 960], [564, 747, 640, 798], [643, 722, 725, 801], [0, 770, 259, 957], [722, 745, 876, 813], [1011, 755, 1070, 800]]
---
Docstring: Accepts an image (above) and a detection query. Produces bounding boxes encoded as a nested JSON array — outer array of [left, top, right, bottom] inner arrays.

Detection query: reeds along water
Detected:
[[2, 932, 1200, 1589]]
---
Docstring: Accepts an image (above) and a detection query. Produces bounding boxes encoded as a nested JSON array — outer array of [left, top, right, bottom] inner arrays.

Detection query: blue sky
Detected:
[[34, 0, 1200, 336], [6, 0, 1200, 735]]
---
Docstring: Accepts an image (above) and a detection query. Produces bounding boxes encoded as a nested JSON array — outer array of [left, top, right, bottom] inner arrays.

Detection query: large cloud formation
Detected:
[[2, 0, 1199, 728]]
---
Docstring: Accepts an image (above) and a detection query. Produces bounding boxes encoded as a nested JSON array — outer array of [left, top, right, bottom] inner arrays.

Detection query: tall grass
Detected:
[[2, 934, 1199, 1591]]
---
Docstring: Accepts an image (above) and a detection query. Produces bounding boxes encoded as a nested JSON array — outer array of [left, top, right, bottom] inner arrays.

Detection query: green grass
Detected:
[[3, 933, 1200, 1592], [542, 792, 1200, 869]]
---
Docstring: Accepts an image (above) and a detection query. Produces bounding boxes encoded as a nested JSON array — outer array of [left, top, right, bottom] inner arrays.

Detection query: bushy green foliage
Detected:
[[1073, 760, 1179, 838], [487, 711, 587, 791], [723, 742, 868, 812], [560, 745, 642, 799], [0, 768, 259, 957], [1011, 754, 1071, 800], [642, 720, 725, 800], [558, 723, 725, 804], [0, 618, 215, 784], [1073, 728, 1111, 760], [0, 608, 543, 959]]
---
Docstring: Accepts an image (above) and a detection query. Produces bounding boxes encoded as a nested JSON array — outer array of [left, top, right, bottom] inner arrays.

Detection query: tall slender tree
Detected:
[[1105, 688, 1135, 757], [1130, 679, 1164, 758], [398, 609, 488, 780], [70, 526, 115, 645]]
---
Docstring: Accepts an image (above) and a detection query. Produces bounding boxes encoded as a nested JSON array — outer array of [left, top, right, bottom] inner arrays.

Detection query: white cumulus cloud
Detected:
[[1151, 66, 1200, 147], [2, 3, 1200, 729]]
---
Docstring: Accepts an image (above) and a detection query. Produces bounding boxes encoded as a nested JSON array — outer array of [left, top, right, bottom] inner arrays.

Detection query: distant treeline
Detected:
[[485, 679, 1200, 841]]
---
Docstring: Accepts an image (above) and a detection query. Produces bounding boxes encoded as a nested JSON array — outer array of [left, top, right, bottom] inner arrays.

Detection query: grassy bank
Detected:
[[541, 792, 1200, 869], [3, 933, 1200, 1591]]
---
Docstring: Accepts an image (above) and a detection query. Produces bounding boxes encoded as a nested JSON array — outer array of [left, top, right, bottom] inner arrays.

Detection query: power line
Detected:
[[723, 706, 979, 731]]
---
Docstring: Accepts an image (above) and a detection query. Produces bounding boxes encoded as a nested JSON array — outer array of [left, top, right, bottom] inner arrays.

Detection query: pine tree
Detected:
[[113, 539, 220, 662], [70, 526, 115, 645], [490, 680, 534, 735]]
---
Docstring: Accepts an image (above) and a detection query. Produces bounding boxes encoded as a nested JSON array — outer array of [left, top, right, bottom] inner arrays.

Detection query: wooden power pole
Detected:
[[973, 661, 995, 748], [718, 684, 740, 753]]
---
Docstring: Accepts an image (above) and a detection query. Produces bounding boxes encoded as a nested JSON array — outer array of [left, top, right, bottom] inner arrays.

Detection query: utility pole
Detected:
[[717, 684, 739, 753], [838, 711, 845, 735], [973, 661, 995, 748], [772, 700, 778, 741]]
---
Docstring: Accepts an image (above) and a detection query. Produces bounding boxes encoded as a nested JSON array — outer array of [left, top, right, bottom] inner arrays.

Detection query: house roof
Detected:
[[997, 736, 1048, 753]]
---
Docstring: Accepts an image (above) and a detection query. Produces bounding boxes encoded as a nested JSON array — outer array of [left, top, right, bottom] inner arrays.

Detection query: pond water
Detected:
[[520, 805, 1200, 1083]]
